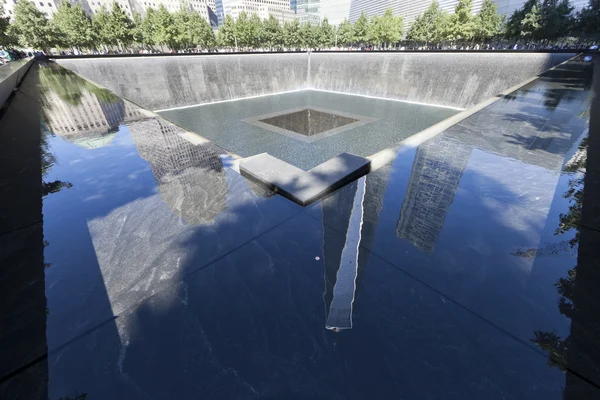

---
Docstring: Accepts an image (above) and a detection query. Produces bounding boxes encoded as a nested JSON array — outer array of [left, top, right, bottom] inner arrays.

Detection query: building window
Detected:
[[48, 2, 51, 5], [39, 1, 43, 5]]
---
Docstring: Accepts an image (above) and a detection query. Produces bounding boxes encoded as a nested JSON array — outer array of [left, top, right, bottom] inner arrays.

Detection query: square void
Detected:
[[158, 90, 459, 170], [244, 106, 375, 144], [260, 109, 358, 136]]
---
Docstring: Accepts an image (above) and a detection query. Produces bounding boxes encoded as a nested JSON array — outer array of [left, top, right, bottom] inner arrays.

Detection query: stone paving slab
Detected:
[[239, 152, 371, 206]]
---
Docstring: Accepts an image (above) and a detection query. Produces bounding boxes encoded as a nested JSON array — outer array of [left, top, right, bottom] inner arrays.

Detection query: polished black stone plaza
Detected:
[[1, 55, 600, 399]]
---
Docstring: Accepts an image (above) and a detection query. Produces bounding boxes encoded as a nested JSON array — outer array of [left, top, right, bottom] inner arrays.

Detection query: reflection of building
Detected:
[[41, 79, 143, 149], [322, 168, 388, 330], [128, 118, 228, 225], [397, 135, 471, 253]]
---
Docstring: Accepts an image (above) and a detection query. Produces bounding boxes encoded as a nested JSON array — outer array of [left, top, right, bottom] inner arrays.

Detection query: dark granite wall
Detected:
[[56, 53, 309, 111], [57, 52, 575, 111], [309, 52, 575, 109]]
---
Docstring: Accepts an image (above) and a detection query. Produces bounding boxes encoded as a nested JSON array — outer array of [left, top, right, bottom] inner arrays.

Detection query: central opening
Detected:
[[259, 108, 359, 136], [159, 90, 459, 170]]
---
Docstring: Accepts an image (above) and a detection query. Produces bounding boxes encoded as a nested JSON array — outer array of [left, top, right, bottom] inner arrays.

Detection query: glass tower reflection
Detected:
[[397, 135, 471, 253]]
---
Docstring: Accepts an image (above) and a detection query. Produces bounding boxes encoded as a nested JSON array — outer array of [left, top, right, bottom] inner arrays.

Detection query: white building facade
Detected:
[[2, 0, 219, 26], [221, 0, 296, 23]]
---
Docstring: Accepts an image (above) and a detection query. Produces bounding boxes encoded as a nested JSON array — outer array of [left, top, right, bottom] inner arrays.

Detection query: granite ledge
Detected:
[[239, 153, 371, 206]]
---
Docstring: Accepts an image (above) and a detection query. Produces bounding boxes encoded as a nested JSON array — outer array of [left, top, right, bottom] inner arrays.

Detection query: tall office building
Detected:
[[296, 0, 321, 24], [320, 0, 352, 24], [222, 0, 296, 23], [2, 0, 60, 18], [215, 0, 225, 24]]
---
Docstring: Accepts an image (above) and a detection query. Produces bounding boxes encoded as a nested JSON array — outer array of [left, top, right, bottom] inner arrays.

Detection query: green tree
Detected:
[[474, 0, 503, 42], [318, 17, 334, 48], [300, 21, 318, 49], [505, 0, 537, 39], [197, 13, 217, 48], [336, 18, 354, 47], [0, 4, 17, 46], [217, 14, 237, 48], [353, 12, 369, 44], [379, 8, 402, 47], [577, 0, 600, 39], [52, 1, 95, 50], [247, 13, 263, 48], [406, 0, 449, 44], [108, 1, 134, 49], [93, 2, 134, 49], [152, 4, 178, 49], [174, 6, 215, 49], [521, 3, 542, 40], [367, 14, 382, 46], [92, 6, 112, 47], [445, 0, 476, 41], [540, 0, 574, 40], [263, 14, 283, 49], [235, 11, 252, 48], [131, 12, 145, 46], [283, 19, 301, 49], [174, 6, 193, 49], [12, 0, 56, 50]]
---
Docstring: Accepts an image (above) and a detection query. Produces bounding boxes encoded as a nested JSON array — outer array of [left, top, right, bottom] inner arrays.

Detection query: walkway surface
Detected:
[[1, 56, 599, 399]]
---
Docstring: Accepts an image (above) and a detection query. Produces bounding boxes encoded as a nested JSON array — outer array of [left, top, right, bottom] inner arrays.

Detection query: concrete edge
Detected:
[[48, 49, 584, 61], [0, 59, 34, 109], [367, 52, 582, 172], [239, 152, 371, 206], [302, 161, 371, 206]]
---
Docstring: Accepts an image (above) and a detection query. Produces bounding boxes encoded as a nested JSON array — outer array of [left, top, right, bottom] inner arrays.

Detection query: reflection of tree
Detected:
[[503, 59, 594, 111], [530, 138, 587, 376], [41, 125, 73, 197], [555, 138, 587, 248], [39, 65, 120, 107]]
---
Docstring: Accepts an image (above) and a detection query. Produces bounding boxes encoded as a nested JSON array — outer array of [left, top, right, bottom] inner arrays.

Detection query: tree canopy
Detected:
[[474, 0, 503, 42], [12, 0, 57, 50], [336, 18, 354, 47], [217, 14, 237, 48], [577, 0, 600, 39], [445, 0, 476, 41], [353, 12, 369, 44], [2, 0, 596, 52], [0, 3, 17, 47], [52, 1, 95, 50], [406, 0, 449, 44]]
